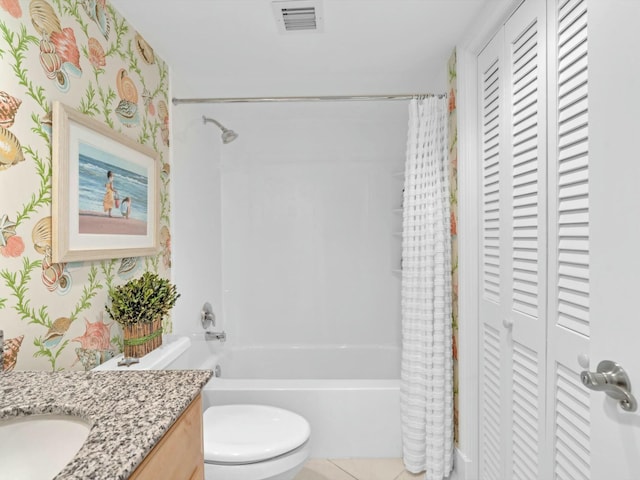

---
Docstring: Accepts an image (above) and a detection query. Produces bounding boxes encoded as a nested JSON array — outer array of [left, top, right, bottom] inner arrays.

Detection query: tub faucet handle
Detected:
[[201, 302, 215, 329], [205, 331, 226, 343]]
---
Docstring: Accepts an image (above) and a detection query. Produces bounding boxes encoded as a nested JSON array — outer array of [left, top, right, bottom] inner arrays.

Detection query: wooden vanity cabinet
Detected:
[[129, 394, 204, 480]]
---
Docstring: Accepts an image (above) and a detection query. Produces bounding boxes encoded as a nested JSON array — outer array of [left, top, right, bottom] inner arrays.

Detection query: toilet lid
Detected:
[[203, 405, 311, 464]]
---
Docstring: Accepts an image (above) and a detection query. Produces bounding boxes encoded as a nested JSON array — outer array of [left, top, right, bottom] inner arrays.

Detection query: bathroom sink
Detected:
[[0, 414, 91, 479]]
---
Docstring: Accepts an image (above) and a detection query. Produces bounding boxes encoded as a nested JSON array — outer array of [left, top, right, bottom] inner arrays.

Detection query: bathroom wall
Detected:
[[170, 104, 224, 334], [0, 0, 171, 371], [212, 101, 406, 347]]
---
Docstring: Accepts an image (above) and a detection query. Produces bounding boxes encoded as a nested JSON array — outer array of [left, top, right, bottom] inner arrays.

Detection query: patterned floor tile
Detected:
[[296, 458, 426, 480], [330, 458, 406, 480], [394, 467, 425, 480], [294, 459, 358, 480]]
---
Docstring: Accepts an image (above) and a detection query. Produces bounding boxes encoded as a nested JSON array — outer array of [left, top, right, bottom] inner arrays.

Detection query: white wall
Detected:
[[171, 104, 224, 334], [171, 99, 408, 346], [215, 101, 406, 347]]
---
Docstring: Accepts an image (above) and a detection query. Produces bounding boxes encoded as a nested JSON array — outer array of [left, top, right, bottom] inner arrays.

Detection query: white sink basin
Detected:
[[0, 414, 91, 479]]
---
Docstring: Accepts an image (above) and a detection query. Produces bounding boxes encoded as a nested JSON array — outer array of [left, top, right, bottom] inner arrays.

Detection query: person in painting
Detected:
[[120, 196, 132, 219], [102, 170, 118, 217]]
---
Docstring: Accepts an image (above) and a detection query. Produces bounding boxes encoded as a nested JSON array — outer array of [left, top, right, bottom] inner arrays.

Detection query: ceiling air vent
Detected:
[[272, 0, 324, 33]]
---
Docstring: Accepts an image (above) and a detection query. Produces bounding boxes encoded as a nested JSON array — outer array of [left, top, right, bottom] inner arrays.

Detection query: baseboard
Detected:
[[447, 448, 473, 480]]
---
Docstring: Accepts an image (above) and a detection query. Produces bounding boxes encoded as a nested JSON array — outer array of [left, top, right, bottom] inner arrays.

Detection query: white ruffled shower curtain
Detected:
[[400, 96, 453, 480]]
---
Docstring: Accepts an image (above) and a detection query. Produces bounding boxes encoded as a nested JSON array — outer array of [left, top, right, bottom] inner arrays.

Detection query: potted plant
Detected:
[[106, 272, 180, 358]]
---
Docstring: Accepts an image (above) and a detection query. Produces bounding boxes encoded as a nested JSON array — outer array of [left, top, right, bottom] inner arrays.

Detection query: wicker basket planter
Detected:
[[123, 318, 163, 358], [106, 272, 180, 362]]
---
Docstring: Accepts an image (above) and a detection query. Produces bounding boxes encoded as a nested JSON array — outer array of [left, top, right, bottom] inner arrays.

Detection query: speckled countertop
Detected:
[[1, 369, 213, 479]]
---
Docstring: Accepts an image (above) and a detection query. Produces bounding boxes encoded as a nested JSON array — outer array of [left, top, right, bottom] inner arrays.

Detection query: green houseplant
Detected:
[[106, 272, 180, 358]]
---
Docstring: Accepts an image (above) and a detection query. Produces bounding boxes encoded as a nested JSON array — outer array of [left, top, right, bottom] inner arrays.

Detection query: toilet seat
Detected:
[[203, 405, 311, 464]]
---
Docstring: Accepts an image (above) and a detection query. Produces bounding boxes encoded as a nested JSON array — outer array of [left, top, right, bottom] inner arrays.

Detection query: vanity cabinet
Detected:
[[129, 394, 204, 480]]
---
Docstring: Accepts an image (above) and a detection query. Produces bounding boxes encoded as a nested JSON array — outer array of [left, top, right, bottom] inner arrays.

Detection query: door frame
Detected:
[[453, 1, 523, 478]]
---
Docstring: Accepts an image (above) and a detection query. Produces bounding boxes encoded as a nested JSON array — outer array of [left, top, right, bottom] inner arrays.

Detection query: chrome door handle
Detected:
[[580, 360, 637, 412]]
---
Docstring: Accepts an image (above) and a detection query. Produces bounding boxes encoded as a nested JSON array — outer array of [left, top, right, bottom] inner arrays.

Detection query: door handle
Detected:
[[580, 360, 637, 412]]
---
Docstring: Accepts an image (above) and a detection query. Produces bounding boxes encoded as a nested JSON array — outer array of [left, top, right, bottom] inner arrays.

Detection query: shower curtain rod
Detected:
[[172, 93, 446, 105]]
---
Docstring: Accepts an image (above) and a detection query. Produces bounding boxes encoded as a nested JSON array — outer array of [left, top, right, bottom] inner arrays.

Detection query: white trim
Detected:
[[447, 448, 473, 480], [458, 0, 524, 53], [453, 2, 524, 479], [454, 45, 480, 480]]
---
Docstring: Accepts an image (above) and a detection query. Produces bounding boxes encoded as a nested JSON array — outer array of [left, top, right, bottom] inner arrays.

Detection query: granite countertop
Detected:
[[1, 369, 213, 479]]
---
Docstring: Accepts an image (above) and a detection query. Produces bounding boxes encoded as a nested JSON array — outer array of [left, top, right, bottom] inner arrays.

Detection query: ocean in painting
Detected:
[[78, 153, 148, 222]]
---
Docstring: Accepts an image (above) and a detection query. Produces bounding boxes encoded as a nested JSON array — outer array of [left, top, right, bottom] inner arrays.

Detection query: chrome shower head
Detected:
[[202, 116, 239, 144], [221, 129, 238, 144]]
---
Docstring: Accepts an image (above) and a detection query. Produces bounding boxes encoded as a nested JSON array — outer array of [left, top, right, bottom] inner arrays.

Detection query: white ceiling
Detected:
[[110, 0, 498, 98]]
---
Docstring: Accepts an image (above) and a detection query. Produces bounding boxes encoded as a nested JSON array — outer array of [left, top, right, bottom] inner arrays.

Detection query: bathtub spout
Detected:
[[205, 331, 226, 343]]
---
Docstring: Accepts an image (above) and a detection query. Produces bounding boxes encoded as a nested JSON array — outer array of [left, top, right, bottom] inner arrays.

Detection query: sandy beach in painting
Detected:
[[79, 211, 147, 235]]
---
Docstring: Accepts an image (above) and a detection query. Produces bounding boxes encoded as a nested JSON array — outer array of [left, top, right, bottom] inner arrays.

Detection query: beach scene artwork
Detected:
[[78, 141, 149, 236]]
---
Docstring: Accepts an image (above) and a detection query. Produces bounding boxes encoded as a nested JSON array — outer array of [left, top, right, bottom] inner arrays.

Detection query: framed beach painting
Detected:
[[52, 101, 160, 262]]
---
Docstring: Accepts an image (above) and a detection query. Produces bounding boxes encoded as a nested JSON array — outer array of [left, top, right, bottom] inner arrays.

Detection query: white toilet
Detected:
[[203, 404, 310, 480], [94, 336, 311, 480]]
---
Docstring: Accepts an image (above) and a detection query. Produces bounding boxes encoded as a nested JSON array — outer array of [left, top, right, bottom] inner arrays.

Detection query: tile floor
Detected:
[[294, 458, 423, 480]]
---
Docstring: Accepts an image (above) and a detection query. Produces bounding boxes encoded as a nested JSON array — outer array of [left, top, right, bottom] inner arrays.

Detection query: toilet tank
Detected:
[[94, 335, 191, 371]]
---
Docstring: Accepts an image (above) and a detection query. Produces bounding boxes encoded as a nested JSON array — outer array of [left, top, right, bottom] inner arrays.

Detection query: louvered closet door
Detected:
[[478, 30, 507, 480], [478, 1, 548, 478], [546, 1, 591, 479], [503, 1, 548, 479]]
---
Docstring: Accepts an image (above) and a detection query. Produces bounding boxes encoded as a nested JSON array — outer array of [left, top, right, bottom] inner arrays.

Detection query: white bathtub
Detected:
[[166, 334, 402, 458]]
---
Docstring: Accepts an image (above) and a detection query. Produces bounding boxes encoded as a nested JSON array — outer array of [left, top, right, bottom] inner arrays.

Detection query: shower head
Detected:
[[202, 116, 239, 144], [221, 128, 238, 144]]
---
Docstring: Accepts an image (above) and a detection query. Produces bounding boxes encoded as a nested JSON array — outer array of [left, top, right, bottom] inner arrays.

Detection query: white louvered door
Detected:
[[479, 0, 640, 477], [478, 30, 506, 480], [504, 2, 548, 478], [546, 0, 592, 478], [478, 1, 547, 478], [477, 0, 603, 477]]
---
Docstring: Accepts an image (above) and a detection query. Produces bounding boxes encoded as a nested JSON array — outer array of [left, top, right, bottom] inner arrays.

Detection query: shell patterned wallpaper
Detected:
[[448, 48, 459, 445], [0, 0, 171, 372]]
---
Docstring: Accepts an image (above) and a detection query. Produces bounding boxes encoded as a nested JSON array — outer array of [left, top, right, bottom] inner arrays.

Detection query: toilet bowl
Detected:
[[94, 336, 311, 480], [203, 404, 311, 480]]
